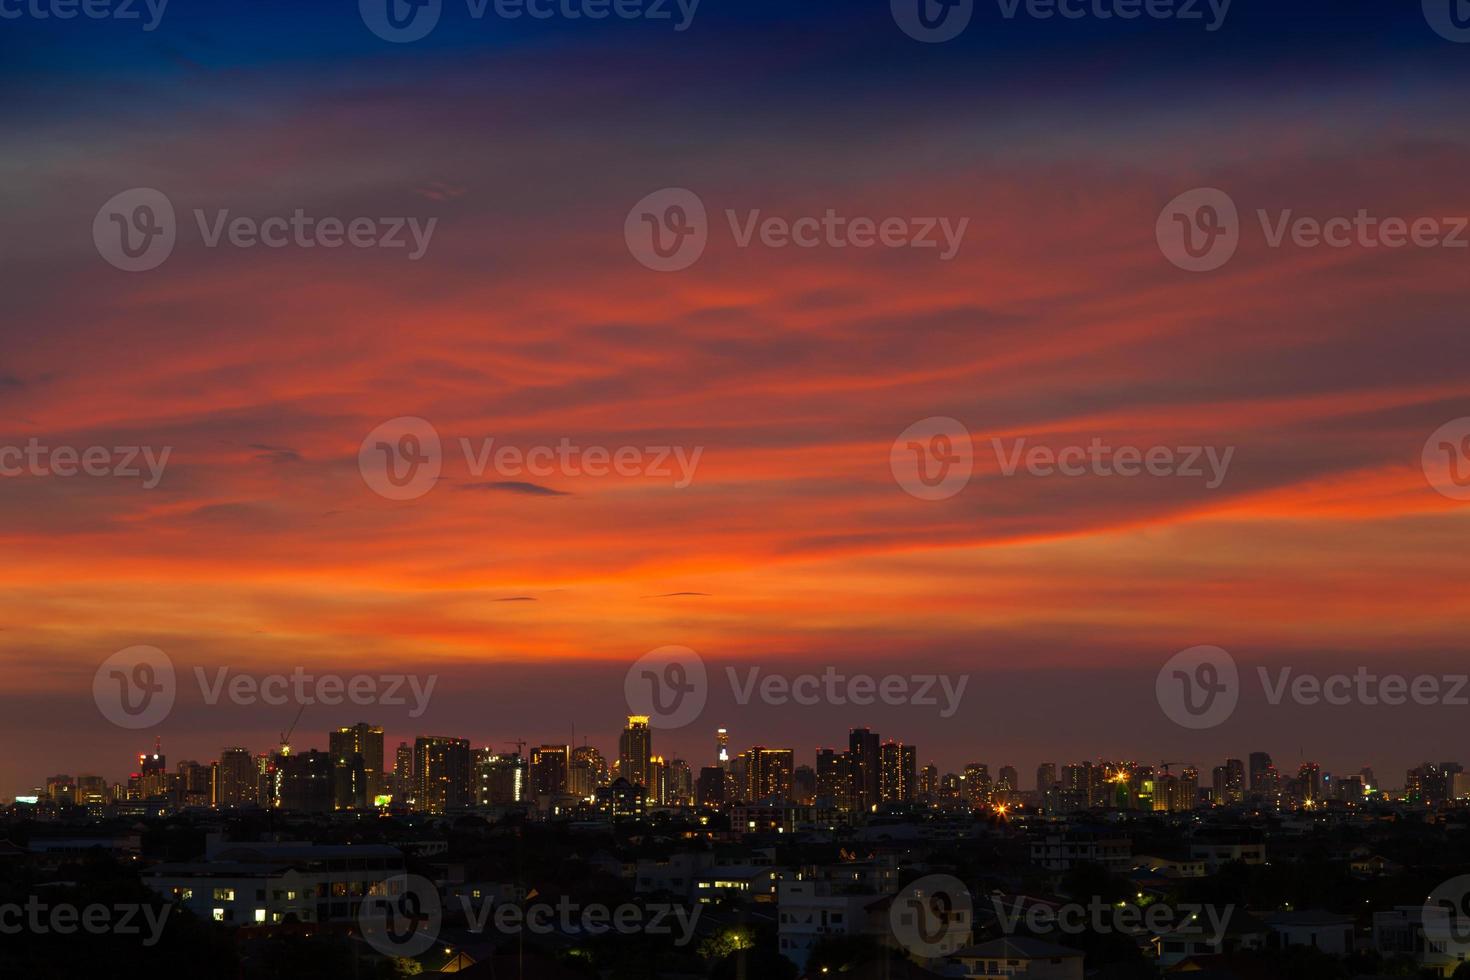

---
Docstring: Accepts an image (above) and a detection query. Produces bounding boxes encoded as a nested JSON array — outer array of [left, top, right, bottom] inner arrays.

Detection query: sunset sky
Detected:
[[2, 0, 1469, 796]]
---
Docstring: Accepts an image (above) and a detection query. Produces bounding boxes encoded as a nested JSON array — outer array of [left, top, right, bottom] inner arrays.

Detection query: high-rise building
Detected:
[[277, 749, 334, 813], [474, 749, 525, 805], [568, 746, 605, 798], [329, 723, 384, 810], [415, 736, 472, 813], [716, 728, 730, 769], [666, 758, 694, 805], [878, 741, 918, 803], [1036, 763, 1058, 793], [1296, 761, 1322, 802], [394, 742, 414, 803], [1248, 752, 1276, 795], [963, 764, 991, 809], [993, 764, 1017, 805], [848, 728, 880, 812], [620, 716, 653, 791], [136, 739, 168, 799], [746, 747, 795, 801], [216, 748, 257, 807], [329, 724, 385, 806], [816, 748, 853, 811], [919, 763, 939, 801], [696, 766, 726, 807], [529, 745, 569, 798]]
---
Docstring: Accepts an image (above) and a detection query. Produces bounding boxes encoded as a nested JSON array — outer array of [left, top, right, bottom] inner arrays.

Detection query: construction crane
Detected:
[[279, 703, 306, 757]]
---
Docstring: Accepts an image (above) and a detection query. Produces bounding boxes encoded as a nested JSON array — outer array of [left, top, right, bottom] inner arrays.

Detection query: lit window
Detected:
[[254, 909, 266, 923], [213, 888, 235, 901]]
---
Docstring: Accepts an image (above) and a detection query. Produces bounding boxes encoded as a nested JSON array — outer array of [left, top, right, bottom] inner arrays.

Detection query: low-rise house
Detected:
[[949, 937, 1084, 979], [1264, 910, 1355, 955]]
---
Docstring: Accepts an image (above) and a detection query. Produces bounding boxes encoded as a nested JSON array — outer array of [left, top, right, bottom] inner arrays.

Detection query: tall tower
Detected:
[[848, 728, 880, 812], [620, 716, 653, 791], [716, 728, 730, 769]]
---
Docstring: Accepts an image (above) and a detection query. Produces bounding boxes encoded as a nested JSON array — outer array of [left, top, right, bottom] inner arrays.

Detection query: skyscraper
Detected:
[[1249, 752, 1277, 797], [529, 744, 570, 797], [329, 723, 384, 809], [1036, 763, 1058, 793], [474, 749, 525, 805], [277, 749, 334, 813], [620, 716, 653, 791], [216, 747, 257, 807], [716, 728, 729, 769], [848, 728, 880, 812], [746, 747, 795, 801], [415, 736, 472, 813]]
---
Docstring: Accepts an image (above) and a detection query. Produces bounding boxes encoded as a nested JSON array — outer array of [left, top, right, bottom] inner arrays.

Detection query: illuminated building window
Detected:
[[213, 888, 235, 901]]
